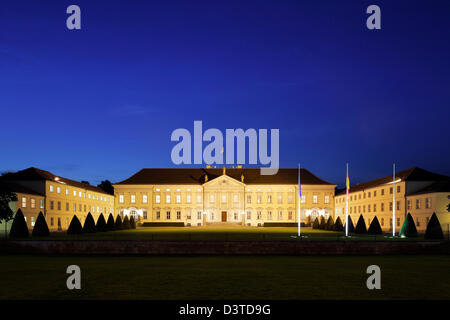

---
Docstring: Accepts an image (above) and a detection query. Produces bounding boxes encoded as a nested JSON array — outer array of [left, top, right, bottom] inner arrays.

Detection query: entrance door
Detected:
[[221, 211, 227, 222]]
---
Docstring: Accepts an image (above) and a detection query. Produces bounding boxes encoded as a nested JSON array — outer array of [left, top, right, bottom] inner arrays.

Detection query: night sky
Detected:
[[1, 0, 449, 187]]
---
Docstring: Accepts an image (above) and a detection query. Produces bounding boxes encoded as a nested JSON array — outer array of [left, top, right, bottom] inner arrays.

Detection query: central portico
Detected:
[[113, 167, 335, 227]]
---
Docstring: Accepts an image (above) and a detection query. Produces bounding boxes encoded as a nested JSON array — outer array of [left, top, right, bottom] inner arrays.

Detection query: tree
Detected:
[[97, 180, 114, 195], [368, 216, 382, 235], [333, 216, 344, 232], [96, 213, 107, 232], [81, 180, 90, 185], [344, 216, 355, 234], [115, 215, 123, 230], [425, 212, 444, 240], [447, 203, 450, 213], [130, 216, 136, 229], [312, 217, 319, 229], [0, 184, 17, 239], [106, 213, 115, 231], [326, 216, 335, 230], [319, 216, 326, 230], [83, 212, 96, 233], [354, 214, 367, 234], [32, 212, 50, 237], [9, 209, 29, 238], [399, 213, 418, 238], [67, 215, 83, 235], [122, 216, 130, 230]]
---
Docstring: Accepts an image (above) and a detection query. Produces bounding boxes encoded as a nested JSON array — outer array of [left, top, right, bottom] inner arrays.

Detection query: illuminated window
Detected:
[[210, 194, 214, 203], [31, 216, 35, 227], [119, 195, 124, 203], [267, 195, 272, 203], [186, 194, 191, 203], [143, 194, 148, 203], [79, 191, 82, 198], [246, 211, 251, 220], [176, 194, 181, 203], [313, 195, 318, 204], [268, 211, 273, 220], [49, 185, 54, 192], [31, 198, 35, 208], [301, 195, 306, 203], [73, 203, 76, 212], [197, 194, 202, 203], [39, 199, 44, 209], [324, 195, 330, 204], [21, 197, 27, 208], [257, 195, 262, 204], [57, 187, 61, 194], [155, 194, 160, 204], [257, 211, 262, 220], [131, 195, 136, 203], [166, 194, 171, 203], [221, 194, 227, 203], [247, 195, 252, 204], [73, 190, 77, 197], [233, 194, 238, 203], [88, 193, 91, 199], [66, 188, 69, 195]]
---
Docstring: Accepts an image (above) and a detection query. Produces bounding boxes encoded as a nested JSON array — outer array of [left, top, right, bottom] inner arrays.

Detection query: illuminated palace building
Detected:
[[113, 168, 335, 226], [334, 167, 450, 232], [1, 166, 448, 232]]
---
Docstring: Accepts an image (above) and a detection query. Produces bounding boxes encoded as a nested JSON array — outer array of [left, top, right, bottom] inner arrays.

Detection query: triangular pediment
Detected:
[[203, 174, 245, 189]]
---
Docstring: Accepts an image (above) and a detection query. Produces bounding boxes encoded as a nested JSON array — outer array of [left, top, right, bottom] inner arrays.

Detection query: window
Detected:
[[233, 194, 238, 203], [246, 211, 251, 220], [73, 190, 77, 197], [257, 211, 262, 220], [31, 216, 35, 227], [288, 211, 293, 220], [301, 195, 306, 203], [66, 188, 69, 195], [197, 211, 202, 220], [39, 199, 44, 209], [177, 211, 181, 220], [57, 187, 61, 194], [257, 195, 262, 204], [79, 204, 82, 212], [381, 189, 385, 196], [84, 204, 86, 212], [397, 218, 400, 227], [397, 186, 401, 193], [209, 194, 214, 203], [186, 194, 191, 203], [50, 201, 54, 210], [389, 187, 393, 194], [79, 191, 82, 197], [211, 212, 215, 220], [268, 211, 273, 220], [57, 201, 61, 210], [407, 200, 411, 210], [88, 193, 91, 199], [313, 195, 318, 204], [197, 194, 202, 203], [49, 185, 54, 192], [166, 194, 171, 203], [277, 193, 283, 204], [247, 195, 252, 204], [425, 198, 431, 209], [324, 195, 330, 204], [234, 212, 238, 220], [374, 190, 377, 197], [130, 195, 136, 203], [389, 202, 393, 211], [381, 218, 384, 226], [73, 203, 76, 212], [166, 211, 171, 220], [155, 194, 160, 204], [21, 197, 27, 208], [416, 218, 420, 227], [367, 204, 371, 213], [156, 211, 161, 220], [416, 199, 420, 209], [267, 195, 272, 203], [278, 211, 283, 220], [368, 192, 371, 198], [96, 206, 99, 213], [222, 194, 227, 203], [176, 194, 181, 203], [396, 201, 400, 210], [31, 198, 35, 208], [288, 193, 293, 204], [50, 217, 54, 226], [373, 204, 376, 212], [381, 203, 384, 212], [142, 194, 148, 203]]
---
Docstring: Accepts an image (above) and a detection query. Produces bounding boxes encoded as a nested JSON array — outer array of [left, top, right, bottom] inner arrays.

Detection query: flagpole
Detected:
[[345, 163, 349, 237], [298, 163, 301, 237], [392, 163, 396, 237]]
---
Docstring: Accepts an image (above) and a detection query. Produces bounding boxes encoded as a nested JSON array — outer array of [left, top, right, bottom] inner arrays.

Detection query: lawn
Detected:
[[0, 255, 449, 300], [15, 227, 430, 241]]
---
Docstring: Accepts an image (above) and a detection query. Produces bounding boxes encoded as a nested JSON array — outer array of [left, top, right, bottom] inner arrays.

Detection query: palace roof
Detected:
[[115, 168, 334, 186]]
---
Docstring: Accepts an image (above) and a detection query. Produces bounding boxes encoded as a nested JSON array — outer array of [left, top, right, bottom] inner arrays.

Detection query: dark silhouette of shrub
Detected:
[[130, 216, 136, 229], [115, 215, 123, 230], [326, 216, 335, 230], [354, 214, 367, 234], [106, 213, 115, 231], [96, 213, 107, 232], [425, 212, 444, 240], [399, 213, 418, 238], [67, 215, 83, 235], [344, 216, 355, 234], [319, 216, 326, 230], [333, 216, 344, 232], [9, 209, 29, 238], [32, 212, 49, 237], [312, 217, 319, 229], [368, 216, 382, 235], [83, 212, 96, 233], [122, 216, 130, 229]]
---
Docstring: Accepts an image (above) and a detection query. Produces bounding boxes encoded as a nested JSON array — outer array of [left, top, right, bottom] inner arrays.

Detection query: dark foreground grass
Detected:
[[0, 255, 449, 300]]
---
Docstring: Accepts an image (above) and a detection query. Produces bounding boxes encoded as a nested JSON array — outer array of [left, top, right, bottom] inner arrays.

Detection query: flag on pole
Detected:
[[298, 164, 301, 237], [345, 163, 350, 237]]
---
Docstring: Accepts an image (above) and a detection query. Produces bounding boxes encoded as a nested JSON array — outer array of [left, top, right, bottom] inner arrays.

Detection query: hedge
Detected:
[[319, 216, 327, 230], [122, 216, 131, 230], [130, 216, 136, 229], [106, 213, 115, 231], [355, 214, 367, 234], [326, 216, 335, 230], [32, 212, 50, 237], [67, 215, 83, 235], [115, 215, 123, 230], [368, 216, 382, 235], [96, 213, 107, 232], [9, 209, 29, 238], [333, 216, 344, 232], [425, 212, 444, 240], [312, 218, 320, 229], [344, 216, 355, 233], [399, 213, 418, 238], [83, 212, 96, 233]]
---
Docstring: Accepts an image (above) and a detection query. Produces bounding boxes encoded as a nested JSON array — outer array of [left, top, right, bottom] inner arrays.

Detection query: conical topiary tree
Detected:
[[344, 216, 355, 234], [115, 215, 123, 230], [399, 213, 418, 238], [106, 213, 115, 231], [32, 212, 50, 237], [312, 217, 319, 229], [130, 216, 136, 229], [354, 214, 367, 234], [326, 216, 335, 230], [319, 216, 326, 230], [96, 213, 107, 232], [67, 215, 83, 235], [9, 209, 29, 238], [368, 216, 382, 235], [122, 216, 130, 229], [333, 216, 344, 232], [425, 212, 444, 240], [82, 212, 96, 233]]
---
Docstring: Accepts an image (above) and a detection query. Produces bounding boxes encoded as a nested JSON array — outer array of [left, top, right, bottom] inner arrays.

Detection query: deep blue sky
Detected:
[[1, 0, 449, 186]]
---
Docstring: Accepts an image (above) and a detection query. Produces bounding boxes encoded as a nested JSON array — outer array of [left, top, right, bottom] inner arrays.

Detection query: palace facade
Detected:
[[113, 168, 336, 226], [1, 167, 114, 231], [334, 167, 450, 233]]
